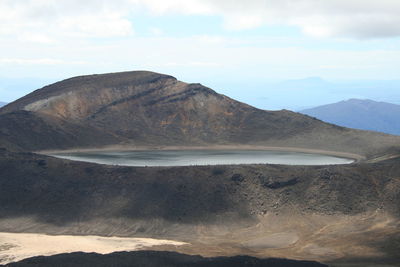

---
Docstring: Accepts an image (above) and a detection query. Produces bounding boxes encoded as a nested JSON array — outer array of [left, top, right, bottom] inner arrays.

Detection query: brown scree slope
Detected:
[[1, 70, 399, 156]]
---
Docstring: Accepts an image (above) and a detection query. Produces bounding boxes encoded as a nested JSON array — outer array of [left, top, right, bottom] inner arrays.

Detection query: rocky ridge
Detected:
[[1, 71, 399, 156]]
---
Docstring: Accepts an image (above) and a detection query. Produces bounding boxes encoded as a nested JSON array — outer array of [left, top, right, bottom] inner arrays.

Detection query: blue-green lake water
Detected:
[[51, 150, 354, 166]]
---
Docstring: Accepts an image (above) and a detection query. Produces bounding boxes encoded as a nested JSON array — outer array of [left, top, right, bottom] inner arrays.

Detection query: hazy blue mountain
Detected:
[[205, 78, 400, 111], [300, 99, 400, 135], [0, 102, 6, 107]]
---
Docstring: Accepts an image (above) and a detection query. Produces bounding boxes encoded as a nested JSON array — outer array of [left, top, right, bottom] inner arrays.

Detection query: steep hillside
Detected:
[[0, 149, 399, 265], [1, 71, 399, 156], [1, 149, 399, 231], [0, 111, 122, 151], [300, 99, 400, 135]]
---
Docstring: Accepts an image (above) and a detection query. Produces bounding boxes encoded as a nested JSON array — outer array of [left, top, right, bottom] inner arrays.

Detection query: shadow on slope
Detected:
[[2, 251, 327, 267], [0, 149, 399, 233]]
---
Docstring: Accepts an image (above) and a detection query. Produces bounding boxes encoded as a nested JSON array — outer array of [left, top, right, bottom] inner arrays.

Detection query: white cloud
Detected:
[[0, 0, 134, 40], [133, 0, 214, 15], [58, 14, 133, 38], [1, 0, 400, 41], [223, 14, 264, 31], [138, 0, 400, 39], [157, 61, 220, 67], [214, 0, 400, 38], [0, 1, 400, 86], [18, 33, 56, 44], [6, 0, 400, 40], [193, 35, 226, 44], [1, 34, 400, 92], [149, 27, 163, 36]]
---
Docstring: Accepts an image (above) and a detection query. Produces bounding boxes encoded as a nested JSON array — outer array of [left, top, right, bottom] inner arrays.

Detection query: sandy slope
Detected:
[[0, 232, 187, 265]]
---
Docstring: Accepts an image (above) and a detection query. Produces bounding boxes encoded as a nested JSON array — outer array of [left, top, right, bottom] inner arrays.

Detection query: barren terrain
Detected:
[[0, 71, 399, 266], [0, 233, 186, 265]]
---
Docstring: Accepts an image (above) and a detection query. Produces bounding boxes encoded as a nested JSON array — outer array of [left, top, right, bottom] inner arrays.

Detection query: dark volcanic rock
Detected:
[[2, 251, 328, 267], [263, 178, 299, 189], [0, 149, 399, 236], [0, 110, 120, 151], [231, 173, 245, 183]]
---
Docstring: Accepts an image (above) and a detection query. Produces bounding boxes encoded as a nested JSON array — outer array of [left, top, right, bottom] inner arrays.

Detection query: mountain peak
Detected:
[[301, 99, 400, 135], [0, 71, 178, 118], [1, 71, 399, 155], [345, 98, 377, 104]]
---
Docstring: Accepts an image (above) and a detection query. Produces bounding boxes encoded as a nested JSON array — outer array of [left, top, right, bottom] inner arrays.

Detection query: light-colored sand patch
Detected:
[[302, 244, 338, 256], [241, 232, 299, 249], [0, 232, 187, 265]]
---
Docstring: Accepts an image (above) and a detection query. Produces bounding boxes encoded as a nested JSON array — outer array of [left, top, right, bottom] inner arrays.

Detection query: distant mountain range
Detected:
[[0, 102, 6, 107], [207, 77, 400, 110], [300, 99, 400, 135]]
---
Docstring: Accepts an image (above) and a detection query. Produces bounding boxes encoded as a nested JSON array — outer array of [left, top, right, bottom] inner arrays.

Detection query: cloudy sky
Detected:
[[1, 0, 400, 109]]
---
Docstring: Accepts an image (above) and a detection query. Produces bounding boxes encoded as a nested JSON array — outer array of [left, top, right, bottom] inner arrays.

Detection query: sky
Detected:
[[0, 0, 400, 110]]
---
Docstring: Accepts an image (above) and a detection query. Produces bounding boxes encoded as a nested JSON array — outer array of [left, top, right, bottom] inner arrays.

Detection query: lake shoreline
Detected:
[[37, 145, 364, 161], [42, 148, 357, 167]]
